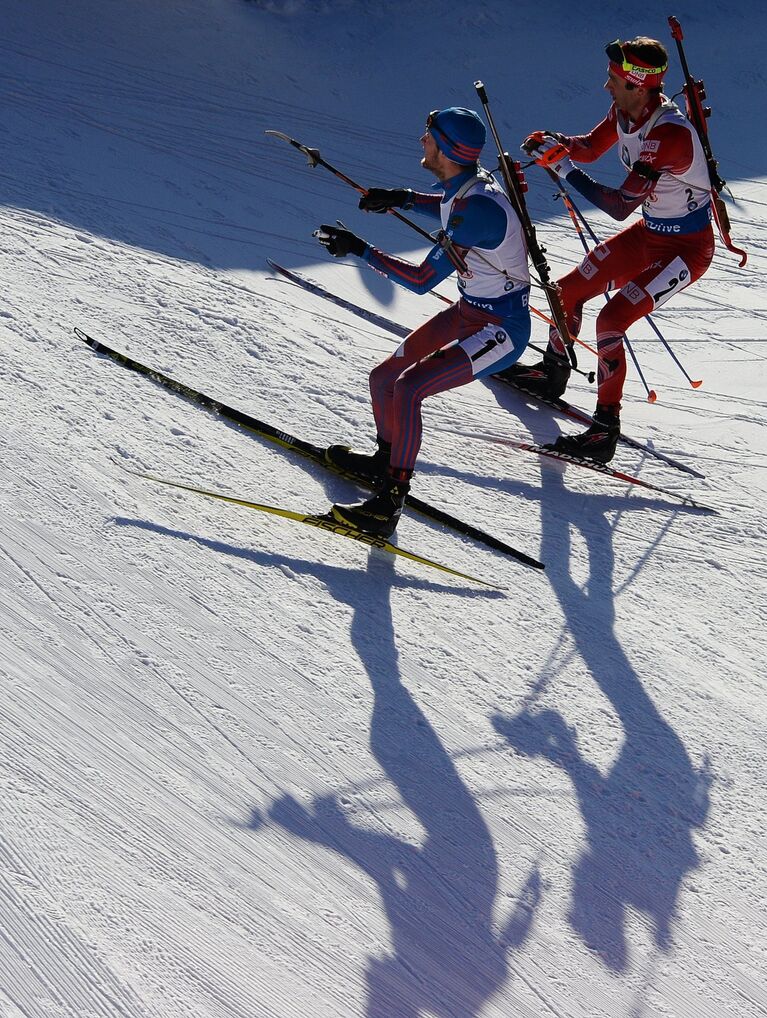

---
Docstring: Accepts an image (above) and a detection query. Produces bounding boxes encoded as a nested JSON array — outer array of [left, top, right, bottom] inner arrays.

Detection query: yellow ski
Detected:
[[116, 463, 505, 590]]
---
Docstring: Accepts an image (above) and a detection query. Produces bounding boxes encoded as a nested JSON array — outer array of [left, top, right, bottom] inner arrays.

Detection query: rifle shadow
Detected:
[[253, 552, 540, 1016]]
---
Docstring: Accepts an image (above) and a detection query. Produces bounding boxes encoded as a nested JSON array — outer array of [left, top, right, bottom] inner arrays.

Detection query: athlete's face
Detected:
[[420, 129, 441, 172], [605, 67, 647, 118]]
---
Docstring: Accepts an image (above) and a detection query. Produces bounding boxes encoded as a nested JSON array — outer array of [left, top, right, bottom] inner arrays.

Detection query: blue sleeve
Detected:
[[407, 191, 443, 221], [563, 167, 650, 221], [361, 241, 456, 295], [359, 194, 509, 295]]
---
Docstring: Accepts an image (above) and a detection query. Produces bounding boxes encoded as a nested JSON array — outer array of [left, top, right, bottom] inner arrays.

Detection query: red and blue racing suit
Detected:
[[358, 168, 530, 474]]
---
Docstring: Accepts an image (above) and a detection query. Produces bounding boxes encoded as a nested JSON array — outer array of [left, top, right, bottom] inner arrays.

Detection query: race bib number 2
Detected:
[[646, 256, 692, 309]]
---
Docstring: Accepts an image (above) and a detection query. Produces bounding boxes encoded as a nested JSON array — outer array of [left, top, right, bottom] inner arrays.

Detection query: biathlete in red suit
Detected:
[[501, 36, 715, 463], [313, 107, 531, 537]]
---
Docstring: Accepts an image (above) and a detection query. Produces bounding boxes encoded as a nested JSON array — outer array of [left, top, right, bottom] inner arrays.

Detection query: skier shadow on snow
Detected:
[[489, 396, 713, 972], [112, 517, 489, 600], [257, 552, 540, 1017]]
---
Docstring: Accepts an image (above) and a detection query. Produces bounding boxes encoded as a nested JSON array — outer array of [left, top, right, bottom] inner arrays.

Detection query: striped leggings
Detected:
[[369, 297, 529, 473]]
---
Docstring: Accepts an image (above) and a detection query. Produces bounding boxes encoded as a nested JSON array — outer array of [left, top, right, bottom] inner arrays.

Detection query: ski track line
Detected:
[[0, 681, 321, 1016], [0, 835, 150, 1018], [3, 483, 391, 813], [0, 519, 313, 799]]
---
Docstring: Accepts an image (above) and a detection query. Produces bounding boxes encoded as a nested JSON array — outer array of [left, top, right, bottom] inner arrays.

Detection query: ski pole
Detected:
[[549, 176, 657, 402], [559, 181, 703, 390], [641, 317, 701, 387], [267, 130, 439, 245]]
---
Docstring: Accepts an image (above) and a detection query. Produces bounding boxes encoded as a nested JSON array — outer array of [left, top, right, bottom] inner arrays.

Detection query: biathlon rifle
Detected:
[[474, 80, 578, 369], [668, 15, 747, 266]]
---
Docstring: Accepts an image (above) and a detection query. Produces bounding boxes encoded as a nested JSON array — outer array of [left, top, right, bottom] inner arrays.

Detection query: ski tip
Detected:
[[686, 501, 719, 515], [691, 379, 703, 388], [647, 390, 658, 404], [74, 326, 96, 347]]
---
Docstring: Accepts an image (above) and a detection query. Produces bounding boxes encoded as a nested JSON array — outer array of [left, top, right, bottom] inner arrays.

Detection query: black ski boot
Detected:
[[547, 404, 621, 464], [325, 436, 391, 486], [495, 349, 571, 399], [331, 473, 410, 538]]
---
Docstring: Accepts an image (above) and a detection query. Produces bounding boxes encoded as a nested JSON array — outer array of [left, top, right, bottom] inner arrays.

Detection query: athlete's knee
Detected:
[[559, 249, 608, 308], [595, 292, 647, 337], [390, 367, 424, 413], [558, 269, 586, 309], [370, 357, 401, 400]]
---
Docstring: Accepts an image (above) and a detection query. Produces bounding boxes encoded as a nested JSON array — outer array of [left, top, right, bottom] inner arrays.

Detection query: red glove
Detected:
[[522, 133, 574, 178]]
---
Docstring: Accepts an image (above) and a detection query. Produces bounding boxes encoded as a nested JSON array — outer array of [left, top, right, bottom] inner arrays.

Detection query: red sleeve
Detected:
[[567, 106, 618, 163], [613, 121, 696, 202]]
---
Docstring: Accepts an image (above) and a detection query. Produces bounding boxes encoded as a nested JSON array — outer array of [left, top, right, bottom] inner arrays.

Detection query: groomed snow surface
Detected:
[[1, 1, 766, 1015]]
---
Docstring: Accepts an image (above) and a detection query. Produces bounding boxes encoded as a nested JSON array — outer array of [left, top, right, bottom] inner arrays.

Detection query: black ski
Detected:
[[267, 259, 410, 339], [76, 328, 543, 571], [494, 377, 705, 479], [267, 260, 705, 479]]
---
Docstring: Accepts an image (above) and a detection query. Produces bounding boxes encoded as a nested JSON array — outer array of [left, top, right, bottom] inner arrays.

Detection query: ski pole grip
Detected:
[[474, 80, 488, 104]]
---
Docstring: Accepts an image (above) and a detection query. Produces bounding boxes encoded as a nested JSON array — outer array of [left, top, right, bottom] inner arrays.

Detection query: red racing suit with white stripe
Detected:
[[550, 95, 715, 408]]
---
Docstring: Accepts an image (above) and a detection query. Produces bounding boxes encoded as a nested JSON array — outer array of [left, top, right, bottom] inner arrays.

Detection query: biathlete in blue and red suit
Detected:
[[502, 35, 715, 463], [313, 106, 531, 537]]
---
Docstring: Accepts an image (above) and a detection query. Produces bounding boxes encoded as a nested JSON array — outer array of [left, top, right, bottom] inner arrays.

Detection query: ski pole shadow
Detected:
[[490, 404, 713, 973], [254, 551, 540, 1017]]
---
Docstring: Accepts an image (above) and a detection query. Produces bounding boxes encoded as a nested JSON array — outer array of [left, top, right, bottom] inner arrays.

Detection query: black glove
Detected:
[[313, 225, 367, 258], [358, 188, 412, 213]]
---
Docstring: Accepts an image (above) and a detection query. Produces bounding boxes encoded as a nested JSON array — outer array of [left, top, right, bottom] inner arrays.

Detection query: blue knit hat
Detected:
[[427, 107, 486, 165]]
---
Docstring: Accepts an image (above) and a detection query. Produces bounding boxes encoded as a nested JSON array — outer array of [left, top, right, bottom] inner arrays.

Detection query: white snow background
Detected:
[[1, 1, 766, 1015]]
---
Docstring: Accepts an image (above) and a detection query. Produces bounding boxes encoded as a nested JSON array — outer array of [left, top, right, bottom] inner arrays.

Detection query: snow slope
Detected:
[[1, 1, 766, 1016]]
